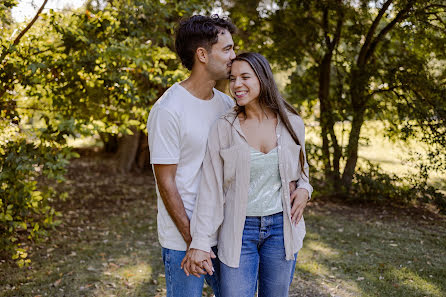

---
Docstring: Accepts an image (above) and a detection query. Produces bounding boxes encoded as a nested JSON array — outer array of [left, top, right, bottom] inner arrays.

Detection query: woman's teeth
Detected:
[[235, 91, 247, 97]]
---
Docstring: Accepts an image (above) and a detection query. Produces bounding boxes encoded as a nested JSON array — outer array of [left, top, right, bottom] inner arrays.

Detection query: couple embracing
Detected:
[[147, 14, 312, 297]]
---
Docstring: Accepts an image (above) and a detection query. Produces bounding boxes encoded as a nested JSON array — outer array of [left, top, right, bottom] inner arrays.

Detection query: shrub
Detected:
[[0, 121, 76, 266], [351, 162, 446, 214]]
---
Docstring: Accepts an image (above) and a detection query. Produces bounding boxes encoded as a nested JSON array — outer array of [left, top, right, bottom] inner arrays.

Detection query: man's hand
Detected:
[[181, 248, 215, 277], [290, 188, 309, 225]]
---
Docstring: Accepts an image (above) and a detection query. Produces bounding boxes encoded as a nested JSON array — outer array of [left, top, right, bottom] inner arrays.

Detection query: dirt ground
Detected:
[[1, 151, 445, 297]]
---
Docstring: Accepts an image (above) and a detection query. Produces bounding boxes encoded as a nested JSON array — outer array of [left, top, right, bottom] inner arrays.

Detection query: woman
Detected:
[[183, 52, 313, 297]]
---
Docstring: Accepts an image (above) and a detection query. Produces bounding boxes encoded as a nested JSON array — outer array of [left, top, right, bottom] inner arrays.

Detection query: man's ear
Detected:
[[196, 47, 208, 64]]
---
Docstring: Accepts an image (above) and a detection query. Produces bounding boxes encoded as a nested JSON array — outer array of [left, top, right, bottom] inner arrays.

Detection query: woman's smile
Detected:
[[234, 90, 248, 98]]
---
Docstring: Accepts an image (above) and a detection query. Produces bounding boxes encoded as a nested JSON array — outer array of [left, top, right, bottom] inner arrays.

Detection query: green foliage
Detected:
[[0, 120, 77, 266], [0, 0, 210, 265], [225, 0, 446, 190], [12, 0, 209, 137], [0, 0, 17, 27], [352, 162, 446, 214]]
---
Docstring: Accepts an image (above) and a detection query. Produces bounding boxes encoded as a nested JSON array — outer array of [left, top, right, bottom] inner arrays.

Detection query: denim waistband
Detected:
[[246, 211, 283, 219]]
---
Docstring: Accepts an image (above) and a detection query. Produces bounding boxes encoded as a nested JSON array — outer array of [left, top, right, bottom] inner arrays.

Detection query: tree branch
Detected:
[[332, 0, 344, 51], [0, 0, 49, 99], [369, 85, 399, 97], [432, 12, 446, 28], [423, 4, 446, 10], [364, 0, 416, 64], [12, 0, 49, 47], [323, 5, 332, 48], [357, 0, 394, 66]]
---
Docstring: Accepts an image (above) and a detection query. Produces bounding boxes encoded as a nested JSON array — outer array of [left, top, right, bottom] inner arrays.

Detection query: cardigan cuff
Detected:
[[189, 235, 211, 253], [297, 182, 313, 200]]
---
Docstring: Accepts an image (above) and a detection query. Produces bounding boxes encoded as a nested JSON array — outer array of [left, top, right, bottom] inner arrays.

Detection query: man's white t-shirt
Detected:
[[147, 82, 234, 251]]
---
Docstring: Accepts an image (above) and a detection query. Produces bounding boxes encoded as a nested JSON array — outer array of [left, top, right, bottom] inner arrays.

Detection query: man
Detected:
[[146, 15, 236, 297]]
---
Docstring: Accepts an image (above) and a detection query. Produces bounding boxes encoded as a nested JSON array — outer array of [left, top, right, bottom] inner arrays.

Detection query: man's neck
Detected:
[[180, 72, 216, 100]]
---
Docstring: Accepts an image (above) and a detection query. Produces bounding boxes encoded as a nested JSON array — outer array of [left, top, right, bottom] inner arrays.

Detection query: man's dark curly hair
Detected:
[[175, 15, 236, 70]]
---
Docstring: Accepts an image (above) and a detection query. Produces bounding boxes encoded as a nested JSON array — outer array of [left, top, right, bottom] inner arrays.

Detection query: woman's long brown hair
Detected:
[[231, 52, 307, 176]]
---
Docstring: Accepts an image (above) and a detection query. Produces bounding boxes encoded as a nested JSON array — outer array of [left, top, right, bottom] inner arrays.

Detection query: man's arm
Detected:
[[153, 164, 191, 246]]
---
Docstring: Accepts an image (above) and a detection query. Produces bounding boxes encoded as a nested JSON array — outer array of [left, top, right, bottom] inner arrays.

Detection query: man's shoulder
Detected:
[[152, 83, 185, 112], [213, 88, 234, 107]]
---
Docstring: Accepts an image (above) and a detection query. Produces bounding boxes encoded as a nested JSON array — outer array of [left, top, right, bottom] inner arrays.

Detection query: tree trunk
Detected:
[[342, 72, 367, 189], [318, 54, 333, 177], [135, 131, 150, 171], [342, 67, 369, 189], [116, 127, 141, 173], [341, 107, 365, 188], [328, 123, 342, 184], [318, 52, 342, 186], [99, 132, 119, 153]]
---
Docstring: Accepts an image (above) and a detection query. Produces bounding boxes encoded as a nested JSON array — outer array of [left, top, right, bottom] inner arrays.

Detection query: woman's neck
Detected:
[[243, 102, 275, 122]]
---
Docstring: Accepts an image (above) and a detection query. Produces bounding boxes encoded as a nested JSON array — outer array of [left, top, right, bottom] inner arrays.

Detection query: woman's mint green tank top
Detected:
[[246, 147, 283, 217]]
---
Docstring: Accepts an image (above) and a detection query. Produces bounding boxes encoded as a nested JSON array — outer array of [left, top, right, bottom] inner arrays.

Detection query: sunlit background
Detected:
[[12, 0, 86, 22]]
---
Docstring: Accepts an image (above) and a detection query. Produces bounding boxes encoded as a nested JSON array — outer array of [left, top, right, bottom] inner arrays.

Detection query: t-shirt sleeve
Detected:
[[147, 106, 180, 164], [223, 93, 235, 109]]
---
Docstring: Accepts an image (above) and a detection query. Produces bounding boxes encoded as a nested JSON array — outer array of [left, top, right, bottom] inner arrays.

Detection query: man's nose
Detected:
[[230, 49, 236, 60]]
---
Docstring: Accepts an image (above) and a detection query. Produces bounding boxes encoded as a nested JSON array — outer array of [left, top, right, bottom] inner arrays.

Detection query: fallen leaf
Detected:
[[53, 279, 62, 287]]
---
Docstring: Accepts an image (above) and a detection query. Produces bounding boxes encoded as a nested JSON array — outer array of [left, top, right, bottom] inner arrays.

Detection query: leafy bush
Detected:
[[0, 121, 76, 266], [351, 162, 446, 214]]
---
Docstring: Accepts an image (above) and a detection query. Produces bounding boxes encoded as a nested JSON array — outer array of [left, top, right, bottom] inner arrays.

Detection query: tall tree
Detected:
[[13, 0, 209, 172], [225, 0, 446, 192]]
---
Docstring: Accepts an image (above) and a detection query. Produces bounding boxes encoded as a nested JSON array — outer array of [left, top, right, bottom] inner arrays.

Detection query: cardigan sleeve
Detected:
[[295, 117, 313, 199], [189, 121, 225, 252]]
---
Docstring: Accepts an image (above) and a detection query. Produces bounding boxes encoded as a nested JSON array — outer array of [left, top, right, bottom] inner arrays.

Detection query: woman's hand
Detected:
[[290, 188, 309, 225], [181, 248, 215, 277]]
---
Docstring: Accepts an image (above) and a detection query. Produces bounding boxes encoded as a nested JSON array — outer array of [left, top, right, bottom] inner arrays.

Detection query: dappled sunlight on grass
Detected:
[[388, 267, 443, 297], [296, 239, 361, 297], [109, 262, 152, 285], [92, 262, 154, 296], [305, 239, 341, 258], [2, 156, 444, 297]]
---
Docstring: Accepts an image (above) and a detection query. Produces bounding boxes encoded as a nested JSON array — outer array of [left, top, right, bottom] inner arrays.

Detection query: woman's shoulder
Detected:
[[221, 107, 238, 120], [284, 111, 305, 129], [213, 108, 237, 128], [208, 109, 236, 139]]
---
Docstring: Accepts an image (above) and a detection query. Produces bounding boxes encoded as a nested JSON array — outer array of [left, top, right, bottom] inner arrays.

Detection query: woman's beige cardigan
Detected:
[[189, 110, 313, 268]]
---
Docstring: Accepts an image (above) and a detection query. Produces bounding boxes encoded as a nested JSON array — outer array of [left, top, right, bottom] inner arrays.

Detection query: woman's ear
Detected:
[[196, 47, 208, 64]]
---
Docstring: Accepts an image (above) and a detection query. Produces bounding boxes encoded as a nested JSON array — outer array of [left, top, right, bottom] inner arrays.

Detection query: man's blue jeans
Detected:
[[219, 212, 297, 297], [162, 246, 220, 297]]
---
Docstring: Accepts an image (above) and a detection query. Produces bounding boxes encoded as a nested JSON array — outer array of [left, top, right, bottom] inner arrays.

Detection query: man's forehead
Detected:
[[218, 28, 228, 34], [216, 29, 233, 44]]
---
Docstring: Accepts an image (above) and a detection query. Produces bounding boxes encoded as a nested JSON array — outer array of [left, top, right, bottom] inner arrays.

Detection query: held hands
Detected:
[[289, 181, 309, 225], [181, 248, 216, 277]]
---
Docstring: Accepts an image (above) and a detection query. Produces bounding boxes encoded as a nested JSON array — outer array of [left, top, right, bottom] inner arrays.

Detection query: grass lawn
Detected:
[[1, 152, 445, 297]]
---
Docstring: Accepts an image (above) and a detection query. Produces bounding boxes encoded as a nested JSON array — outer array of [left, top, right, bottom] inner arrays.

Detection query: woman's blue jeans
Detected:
[[219, 212, 297, 297]]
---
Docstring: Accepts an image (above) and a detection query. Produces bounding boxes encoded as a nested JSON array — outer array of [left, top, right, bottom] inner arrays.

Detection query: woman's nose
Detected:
[[233, 77, 242, 88]]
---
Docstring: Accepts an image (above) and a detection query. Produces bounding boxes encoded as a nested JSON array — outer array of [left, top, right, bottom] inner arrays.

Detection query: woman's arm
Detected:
[[290, 116, 313, 224], [181, 123, 226, 276]]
